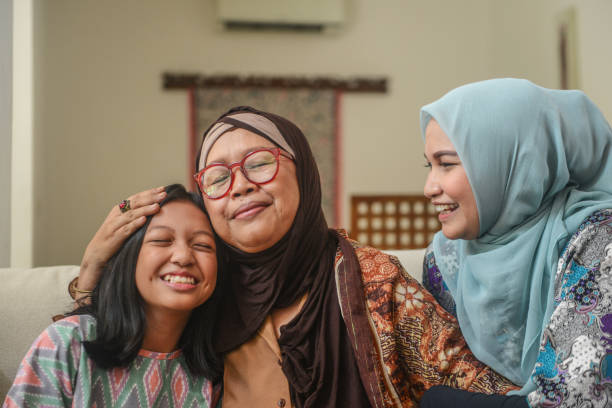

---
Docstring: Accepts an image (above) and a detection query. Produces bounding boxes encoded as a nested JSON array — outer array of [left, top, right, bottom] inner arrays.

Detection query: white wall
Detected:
[[24, 0, 612, 266], [10, 0, 34, 267], [0, 0, 12, 266], [31, 0, 494, 265], [489, 0, 612, 121]]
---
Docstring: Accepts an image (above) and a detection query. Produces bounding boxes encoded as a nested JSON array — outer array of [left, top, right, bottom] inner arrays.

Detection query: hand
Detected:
[[77, 186, 167, 292]]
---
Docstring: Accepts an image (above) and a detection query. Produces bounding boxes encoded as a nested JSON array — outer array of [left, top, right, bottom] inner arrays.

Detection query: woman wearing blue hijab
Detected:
[[419, 78, 612, 407]]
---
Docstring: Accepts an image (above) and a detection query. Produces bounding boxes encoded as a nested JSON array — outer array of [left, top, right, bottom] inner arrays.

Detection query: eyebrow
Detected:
[[432, 150, 458, 159], [147, 226, 214, 238]]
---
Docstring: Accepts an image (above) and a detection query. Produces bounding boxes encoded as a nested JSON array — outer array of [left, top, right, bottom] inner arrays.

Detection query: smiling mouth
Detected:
[[435, 204, 459, 214], [161, 274, 197, 285], [232, 202, 270, 219]]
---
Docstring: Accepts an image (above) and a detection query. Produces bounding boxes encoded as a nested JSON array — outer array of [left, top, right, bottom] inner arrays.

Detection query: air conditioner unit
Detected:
[[216, 0, 345, 32]]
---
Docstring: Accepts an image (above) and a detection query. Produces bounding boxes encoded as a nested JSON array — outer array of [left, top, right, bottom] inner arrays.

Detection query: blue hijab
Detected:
[[420, 78, 612, 391]]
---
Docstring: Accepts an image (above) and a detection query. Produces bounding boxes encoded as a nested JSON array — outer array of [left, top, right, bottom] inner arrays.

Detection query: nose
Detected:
[[230, 166, 257, 198], [423, 170, 442, 199], [171, 242, 194, 266]]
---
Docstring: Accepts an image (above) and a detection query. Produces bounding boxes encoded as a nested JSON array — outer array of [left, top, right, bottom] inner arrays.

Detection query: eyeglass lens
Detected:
[[202, 150, 279, 198]]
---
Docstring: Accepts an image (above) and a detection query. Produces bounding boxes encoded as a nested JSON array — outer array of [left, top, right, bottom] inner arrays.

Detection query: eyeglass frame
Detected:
[[193, 147, 294, 200]]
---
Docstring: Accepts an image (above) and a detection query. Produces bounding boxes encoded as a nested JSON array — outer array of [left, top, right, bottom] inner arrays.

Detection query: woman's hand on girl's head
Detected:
[[78, 187, 167, 292]]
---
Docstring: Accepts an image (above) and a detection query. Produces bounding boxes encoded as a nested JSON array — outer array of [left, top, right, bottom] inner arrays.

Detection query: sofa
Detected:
[[0, 248, 425, 399]]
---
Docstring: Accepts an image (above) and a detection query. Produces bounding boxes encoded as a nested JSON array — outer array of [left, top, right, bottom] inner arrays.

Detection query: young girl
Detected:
[[419, 79, 612, 407], [3, 184, 222, 407]]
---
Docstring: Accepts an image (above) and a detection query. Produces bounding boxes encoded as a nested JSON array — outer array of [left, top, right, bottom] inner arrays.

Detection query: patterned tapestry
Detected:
[[190, 88, 341, 226]]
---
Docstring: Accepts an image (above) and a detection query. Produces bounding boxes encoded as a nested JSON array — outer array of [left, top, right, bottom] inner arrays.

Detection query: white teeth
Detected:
[[435, 204, 459, 213], [162, 275, 196, 285]]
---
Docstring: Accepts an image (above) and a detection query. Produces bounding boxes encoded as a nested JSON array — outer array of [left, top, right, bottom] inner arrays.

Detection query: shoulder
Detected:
[[359, 246, 404, 281], [49, 314, 97, 342], [28, 314, 96, 356], [341, 236, 405, 283], [562, 210, 612, 265]]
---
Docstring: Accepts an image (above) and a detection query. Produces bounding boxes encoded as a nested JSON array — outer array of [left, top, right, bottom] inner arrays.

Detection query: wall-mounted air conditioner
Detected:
[[216, 0, 345, 32]]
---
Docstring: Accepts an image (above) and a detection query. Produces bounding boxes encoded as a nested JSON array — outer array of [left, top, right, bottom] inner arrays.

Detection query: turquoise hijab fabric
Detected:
[[420, 79, 612, 390]]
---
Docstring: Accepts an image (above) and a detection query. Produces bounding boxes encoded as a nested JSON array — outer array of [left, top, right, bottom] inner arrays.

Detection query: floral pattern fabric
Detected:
[[423, 210, 612, 407], [3, 315, 213, 408], [335, 232, 518, 407]]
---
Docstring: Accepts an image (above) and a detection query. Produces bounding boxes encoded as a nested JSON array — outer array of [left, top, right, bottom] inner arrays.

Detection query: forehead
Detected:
[[148, 200, 210, 229], [206, 128, 276, 163], [425, 120, 455, 152]]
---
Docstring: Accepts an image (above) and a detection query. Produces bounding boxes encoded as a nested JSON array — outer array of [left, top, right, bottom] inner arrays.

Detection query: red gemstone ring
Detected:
[[118, 199, 131, 213]]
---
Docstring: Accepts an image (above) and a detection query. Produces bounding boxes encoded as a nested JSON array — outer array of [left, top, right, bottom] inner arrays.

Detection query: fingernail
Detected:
[[155, 186, 165, 192]]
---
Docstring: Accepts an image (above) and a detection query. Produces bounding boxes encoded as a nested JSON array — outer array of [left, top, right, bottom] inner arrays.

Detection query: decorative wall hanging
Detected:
[[163, 73, 388, 227]]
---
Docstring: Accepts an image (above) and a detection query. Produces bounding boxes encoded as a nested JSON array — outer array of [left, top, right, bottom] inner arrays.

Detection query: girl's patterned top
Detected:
[[423, 210, 612, 407], [3, 314, 213, 408]]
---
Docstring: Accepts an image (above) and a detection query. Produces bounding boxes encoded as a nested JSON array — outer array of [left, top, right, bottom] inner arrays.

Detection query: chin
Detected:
[[441, 227, 461, 240], [230, 223, 287, 252], [231, 230, 276, 253]]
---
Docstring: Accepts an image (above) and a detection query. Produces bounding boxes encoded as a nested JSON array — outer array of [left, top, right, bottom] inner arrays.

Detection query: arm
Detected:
[[527, 214, 612, 407], [346, 244, 517, 406], [391, 260, 518, 397], [73, 187, 166, 301]]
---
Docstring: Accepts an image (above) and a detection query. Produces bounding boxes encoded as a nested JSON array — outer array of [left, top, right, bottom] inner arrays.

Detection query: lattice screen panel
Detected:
[[350, 195, 440, 249]]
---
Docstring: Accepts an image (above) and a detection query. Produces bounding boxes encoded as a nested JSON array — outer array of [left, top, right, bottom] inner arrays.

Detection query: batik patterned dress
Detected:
[[3, 315, 213, 408], [423, 210, 612, 407], [334, 232, 518, 407]]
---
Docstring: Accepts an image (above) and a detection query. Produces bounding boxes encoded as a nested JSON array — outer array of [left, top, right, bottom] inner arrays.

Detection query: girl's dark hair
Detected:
[[71, 184, 223, 380]]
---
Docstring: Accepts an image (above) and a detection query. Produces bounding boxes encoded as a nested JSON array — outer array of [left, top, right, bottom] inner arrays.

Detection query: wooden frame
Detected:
[[163, 73, 387, 93], [557, 7, 580, 90], [350, 195, 440, 249]]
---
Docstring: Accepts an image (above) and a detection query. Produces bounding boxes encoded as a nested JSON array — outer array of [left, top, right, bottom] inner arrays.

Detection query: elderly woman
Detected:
[[75, 106, 516, 407], [418, 79, 612, 407]]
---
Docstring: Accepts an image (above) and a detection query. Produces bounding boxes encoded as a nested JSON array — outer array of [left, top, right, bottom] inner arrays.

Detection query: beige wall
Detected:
[[22, 0, 612, 266], [489, 0, 612, 120], [11, 0, 34, 268], [1, 0, 12, 267]]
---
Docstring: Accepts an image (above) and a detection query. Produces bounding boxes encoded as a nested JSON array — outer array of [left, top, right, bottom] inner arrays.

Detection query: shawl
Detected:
[[196, 106, 370, 407], [420, 78, 612, 390]]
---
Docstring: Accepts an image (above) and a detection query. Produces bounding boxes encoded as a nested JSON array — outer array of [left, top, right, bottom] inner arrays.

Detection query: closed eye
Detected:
[[193, 243, 214, 251], [211, 174, 230, 185], [148, 239, 172, 246]]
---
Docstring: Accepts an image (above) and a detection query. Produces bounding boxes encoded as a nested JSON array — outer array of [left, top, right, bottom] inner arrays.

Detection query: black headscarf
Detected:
[[196, 106, 370, 408]]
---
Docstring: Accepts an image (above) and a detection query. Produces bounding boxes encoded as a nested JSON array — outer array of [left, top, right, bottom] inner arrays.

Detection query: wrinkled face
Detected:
[[135, 200, 217, 317], [424, 119, 480, 240], [202, 128, 300, 253]]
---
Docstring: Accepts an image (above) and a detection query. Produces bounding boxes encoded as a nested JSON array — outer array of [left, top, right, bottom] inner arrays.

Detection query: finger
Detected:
[[121, 203, 160, 222], [126, 187, 167, 210], [108, 187, 166, 217], [118, 215, 148, 238], [94, 215, 148, 256], [106, 203, 160, 235]]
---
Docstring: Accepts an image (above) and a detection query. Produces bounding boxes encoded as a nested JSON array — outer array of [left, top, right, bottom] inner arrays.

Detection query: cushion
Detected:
[[0, 265, 79, 398]]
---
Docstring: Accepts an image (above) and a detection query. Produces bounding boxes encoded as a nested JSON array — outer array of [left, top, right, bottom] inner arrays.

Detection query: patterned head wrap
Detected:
[[198, 112, 295, 170]]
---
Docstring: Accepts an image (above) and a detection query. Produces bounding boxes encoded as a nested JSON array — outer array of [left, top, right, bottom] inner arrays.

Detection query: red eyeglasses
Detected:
[[194, 148, 293, 199]]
